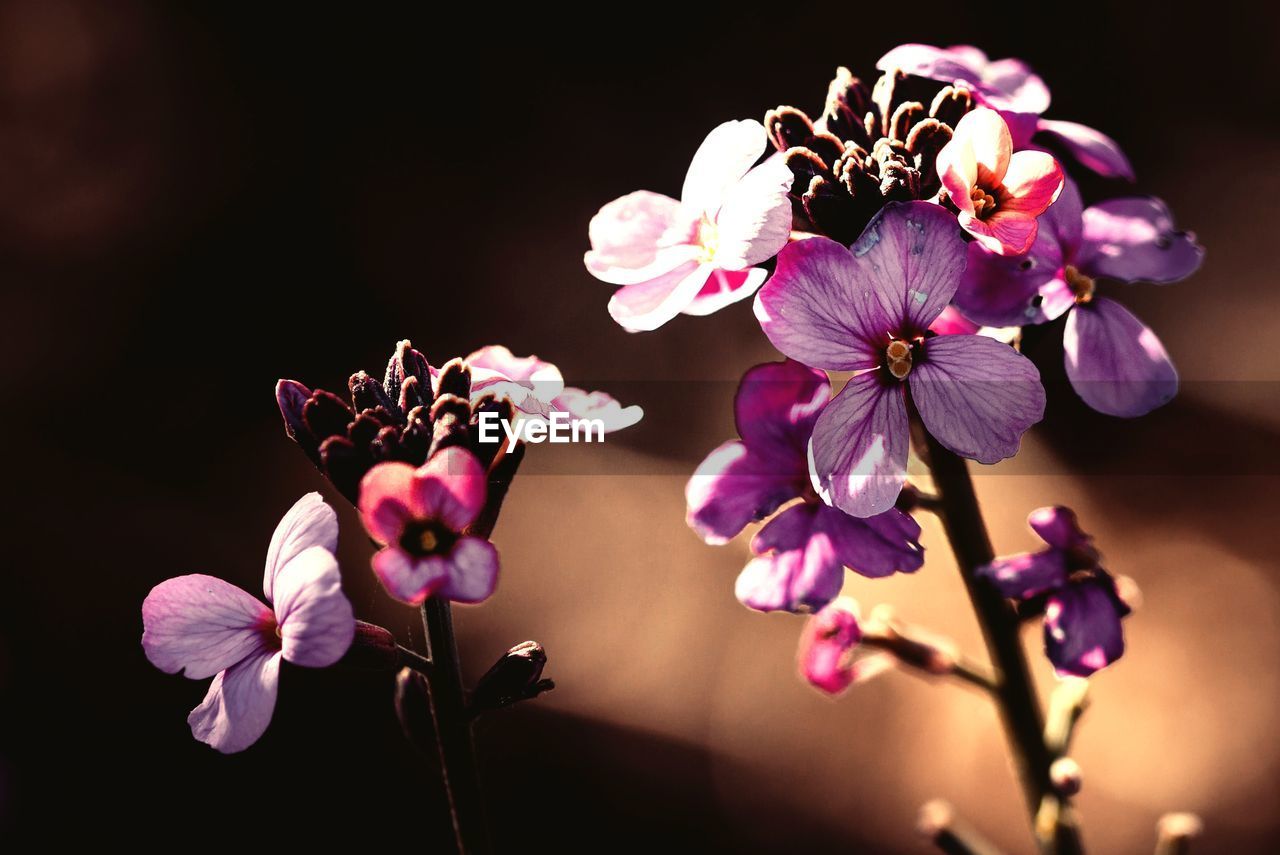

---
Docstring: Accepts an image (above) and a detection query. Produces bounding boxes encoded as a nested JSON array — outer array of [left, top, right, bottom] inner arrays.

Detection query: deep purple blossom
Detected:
[[955, 179, 1204, 416], [978, 506, 1130, 677], [142, 493, 355, 752], [755, 202, 1046, 518], [685, 360, 923, 613]]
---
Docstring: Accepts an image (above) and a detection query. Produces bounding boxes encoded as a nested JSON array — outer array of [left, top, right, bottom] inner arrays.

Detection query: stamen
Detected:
[[886, 339, 913, 381], [696, 217, 719, 263], [419, 529, 439, 553], [1065, 265, 1096, 304], [970, 186, 998, 219]]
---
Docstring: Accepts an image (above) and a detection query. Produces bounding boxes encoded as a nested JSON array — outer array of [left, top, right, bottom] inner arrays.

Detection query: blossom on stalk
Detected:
[[755, 202, 1045, 518], [359, 446, 499, 605], [798, 598, 893, 694], [936, 108, 1064, 255], [878, 43, 1134, 180], [955, 178, 1204, 416], [686, 360, 923, 613], [977, 506, 1130, 677], [585, 120, 793, 331], [142, 493, 355, 753]]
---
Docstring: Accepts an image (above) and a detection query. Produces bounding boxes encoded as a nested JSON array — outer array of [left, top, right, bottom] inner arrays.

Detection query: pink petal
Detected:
[[981, 58, 1051, 114], [929, 305, 981, 336], [372, 547, 449, 605], [877, 44, 987, 82], [358, 462, 416, 545], [466, 345, 565, 410], [963, 209, 1039, 256], [411, 446, 487, 530], [1064, 297, 1178, 417], [712, 152, 794, 269], [551, 387, 643, 433], [438, 537, 500, 604], [272, 546, 354, 668], [680, 119, 769, 218], [955, 201, 1071, 327], [1036, 119, 1134, 181], [584, 190, 697, 285], [909, 335, 1045, 464], [685, 441, 804, 545], [734, 360, 830, 466], [607, 260, 712, 332], [682, 267, 767, 317], [142, 574, 272, 680], [1078, 197, 1205, 285], [797, 597, 865, 696], [809, 371, 909, 519], [953, 108, 1012, 186], [936, 133, 979, 210], [188, 650, 280, 754], [263, 492, 337, 604], [998, 150, 1063, 216]]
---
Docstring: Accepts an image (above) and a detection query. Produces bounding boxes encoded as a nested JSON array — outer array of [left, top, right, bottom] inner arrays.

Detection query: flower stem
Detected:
[[916, 429, 1083, 855], [421, 597, 490, 855]]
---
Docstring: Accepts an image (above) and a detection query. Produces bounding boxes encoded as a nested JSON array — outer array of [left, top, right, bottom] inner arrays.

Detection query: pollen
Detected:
[[1065, 265, 1096, 304], [970, 186, 998, 219], [696, 217, 720, 263], [886, 339, 913, 381], [419, 529, 440, 553]]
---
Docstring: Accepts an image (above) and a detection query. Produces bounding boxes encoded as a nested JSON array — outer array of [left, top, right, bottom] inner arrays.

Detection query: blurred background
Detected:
[[2, 1, 1278, 850]]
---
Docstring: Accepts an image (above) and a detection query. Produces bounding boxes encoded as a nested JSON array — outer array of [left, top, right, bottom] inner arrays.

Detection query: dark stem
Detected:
[[917, 429, 1082, 855]]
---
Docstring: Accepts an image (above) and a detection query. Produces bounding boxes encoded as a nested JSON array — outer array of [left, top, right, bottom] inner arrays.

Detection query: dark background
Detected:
[[3, 1, 1278, 851]]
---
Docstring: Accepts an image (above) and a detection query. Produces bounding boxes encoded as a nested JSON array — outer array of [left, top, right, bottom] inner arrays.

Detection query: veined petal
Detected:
[[608, 260, 712, 332], [372, 547, 449, 605], [438, 537, 500, 604], [815, 504, 924, 578], [273, 546, 355, 669], [955, 231, 1067, 326], [978, 549, 1067, 599], [682, 267, 767, 317], [681, 119, 769, 219], [685, 441, 803, 545], [1064, 297, 1178, 417], [410, 446, 487, 531], [1078, 198, 1205, 285], [1036, 119, 1134, 181], [734, 360, 830, 466], [188, 650, 280, 754], [809, 371, 909, 519], [263, 492, 338, 603], [142, 574, 272, 680], [712, 152, 794, 269], [998, 150, 1063, 216], [910, 335, 1045, 464], [584, 190, 694, 285], [358, 462, 416, 545]]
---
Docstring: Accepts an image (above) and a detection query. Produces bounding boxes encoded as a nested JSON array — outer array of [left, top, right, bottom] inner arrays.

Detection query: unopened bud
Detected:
[[469, 640, 555, 717], [338, 620, 401, 670], [394, 667, 437, 759], [1155, 813, 1203, 855], [1050, 756, 1083, 796]]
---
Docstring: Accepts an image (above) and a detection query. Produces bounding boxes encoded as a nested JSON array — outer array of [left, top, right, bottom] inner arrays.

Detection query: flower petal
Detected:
[[359, 462, 416, 545], [142, 574, 271, 680], [1036, 119, 1134, 181], [1078, 197, 1204, 284], [551, 387, 643, 433], [411, 446, 487, 531], [685, 441, 803, 545], [438, 537, 500, 604], [962, 208, 1039, 256], [736, 503, 843, 613], [810, 371, 909, 519], [815, 504, 924, 578], [188, 650, 280, 754], [584, 190, 696, 285], [954, 108, 1012, 186], [263, 492, 338, 604], [1044, 577, 1128, 677], [712, 153, 794, 269], [1028, 505, 1092, 552], [273, 546, 354, 668], [372, 547, 449, 605], [981, 58, 1052, 114], [797, 597, 866, 696], [910, 335, 1045, 464], [608, 260, 712, 332], [977, 549, 1067, 599], [735, 360, 830, 467], [466, 345, 565, 410], [1064, 297, 1178, 417], [955, 230, 1067, 326], [680, 119, 769, 218], [682, 267, 767, 317], [998, 151, 1063, 216]]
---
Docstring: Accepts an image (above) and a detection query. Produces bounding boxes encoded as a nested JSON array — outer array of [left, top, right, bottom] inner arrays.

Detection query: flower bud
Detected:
[[469, 640, 555, 717], [338, 620, 401, 670], [1050, 757, 1083, 796]]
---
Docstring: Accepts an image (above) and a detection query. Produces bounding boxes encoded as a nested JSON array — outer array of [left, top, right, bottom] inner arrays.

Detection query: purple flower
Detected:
[[755, 202, 1046, 518], [955, 179, 1204, 416], [877, 43, 1134, 180], [797, 598, 894, 695], [978, 506, 1131, 677], [142, 493, 355, 753], [686, 360, 923, 613]]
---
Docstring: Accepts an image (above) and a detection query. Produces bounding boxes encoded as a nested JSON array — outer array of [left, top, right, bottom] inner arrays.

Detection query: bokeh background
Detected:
[[3, 1, 1278, 850]]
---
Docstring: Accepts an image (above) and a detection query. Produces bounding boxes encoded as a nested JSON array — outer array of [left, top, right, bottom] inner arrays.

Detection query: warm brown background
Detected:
[[3, 1, 1278, 851]]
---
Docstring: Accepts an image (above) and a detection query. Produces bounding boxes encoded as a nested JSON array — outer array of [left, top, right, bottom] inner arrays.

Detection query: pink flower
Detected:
[[797, 598, 893, 695], [585, 120, 794, 331], [359, 446, 499, 605], [936, 107, 1064, 255], [141, 493, 354, 753]]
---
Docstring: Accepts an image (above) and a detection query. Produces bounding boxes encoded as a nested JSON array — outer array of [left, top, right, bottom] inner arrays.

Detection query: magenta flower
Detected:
[[585, 120, 794, 331], [141, 493, 355, 753], [936, 108, 1064, 255], [359, 446, 499, 605], [797, 598, 892, 695], [955, 178, 1204, 416], [878, 43, 1133, 180], [977, 506, 1130, 677], [686, 360, 923, 613], [755, 202, 1046, 518]]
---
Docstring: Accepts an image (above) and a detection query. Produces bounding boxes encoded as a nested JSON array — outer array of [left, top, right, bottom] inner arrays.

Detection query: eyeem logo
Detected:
[[476, 410, 605, 453]]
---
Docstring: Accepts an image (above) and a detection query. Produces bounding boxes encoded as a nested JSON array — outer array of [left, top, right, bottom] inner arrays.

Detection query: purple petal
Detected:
[[263, 492, 338, 604], [188, 650, 281, 754], [809, 371, 909, 519], [955, 229, 1068, 326], [1044, 576, 1128, 678], [372, 547, 449, 605], [1078, 197, 1204, 284], [737, 504, 842, 613], [685, 441, 803, 545], [978, 549, 1067, 600], [910, 335, 1045, 464], [1064, 297, 1178, 417], [815, 504, 924, 578], [438, 537, 500, 604], [1036, 119, 1134, 181], [1028, 506, 1092, 552], [142, 575, 272, 680], [734, 360, 830, 466], [272, 546, 354, 668], [878, 44, 1050, 114]]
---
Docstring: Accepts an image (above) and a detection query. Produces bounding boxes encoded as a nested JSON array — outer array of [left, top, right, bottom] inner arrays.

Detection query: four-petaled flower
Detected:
[[686, 360, 924, 613], [142, 493, 355, 753], [977, 506, 1131, 677], [955, 178, 1204, 416], [359, 446, 500, 605], [797, 597, 894, 695], [585, 119, 793, 331], [755, 202, 1046, 518], [936, 108, 1064, 255]]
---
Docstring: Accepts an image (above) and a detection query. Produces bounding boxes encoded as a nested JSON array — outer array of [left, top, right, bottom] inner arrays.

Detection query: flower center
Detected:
[[696, 216, 719, 263], [400, 519, 457, 557], [1065, 265, 1096, 304], [970, 186, 999, 220], [885, 339, 913, 381]]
